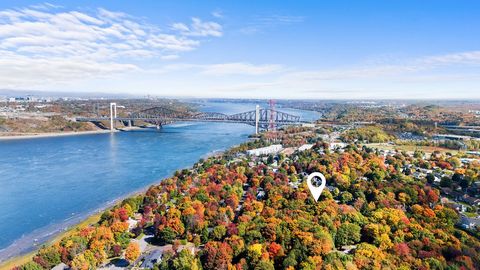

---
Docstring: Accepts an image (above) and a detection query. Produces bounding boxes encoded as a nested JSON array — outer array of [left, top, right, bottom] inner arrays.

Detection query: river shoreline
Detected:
[[0, 127, 151, 141], [0, 130, 114, 140]]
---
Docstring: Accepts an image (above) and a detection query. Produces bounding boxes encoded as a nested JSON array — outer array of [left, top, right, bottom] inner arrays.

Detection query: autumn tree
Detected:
[[173, 249, 202, 270], [201, 241, 233, 270], [125, 242, 140, 263], [335, 223, 361, 247]]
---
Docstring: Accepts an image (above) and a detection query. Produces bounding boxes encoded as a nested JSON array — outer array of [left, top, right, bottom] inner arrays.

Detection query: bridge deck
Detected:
[[76, 106, 311, 131]]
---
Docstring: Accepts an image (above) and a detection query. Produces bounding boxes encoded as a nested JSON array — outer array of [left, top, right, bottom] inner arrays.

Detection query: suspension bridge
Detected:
[[76, 103, 310, 134]]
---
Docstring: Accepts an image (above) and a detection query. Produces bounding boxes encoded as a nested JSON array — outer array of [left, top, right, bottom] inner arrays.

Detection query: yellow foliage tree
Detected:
[[125, 242, 141, 263], [247, 243, 263, 264], [70, 254, 90, 270]]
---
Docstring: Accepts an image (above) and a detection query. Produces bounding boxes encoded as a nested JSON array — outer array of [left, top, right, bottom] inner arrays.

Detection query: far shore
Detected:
[[0, 127, 149, 141]]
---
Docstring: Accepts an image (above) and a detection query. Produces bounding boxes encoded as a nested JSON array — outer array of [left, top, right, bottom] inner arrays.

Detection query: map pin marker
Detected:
[[307, 172, 326, 202]]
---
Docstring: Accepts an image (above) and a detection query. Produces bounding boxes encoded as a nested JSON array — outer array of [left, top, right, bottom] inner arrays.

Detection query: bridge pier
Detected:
[[110, 102, 117, 131]]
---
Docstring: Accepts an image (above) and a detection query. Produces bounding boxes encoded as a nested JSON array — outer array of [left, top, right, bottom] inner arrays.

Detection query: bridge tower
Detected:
[[255, 105, 260, 134], [110, 102, 117, 131], [269, 99, 276, 131]]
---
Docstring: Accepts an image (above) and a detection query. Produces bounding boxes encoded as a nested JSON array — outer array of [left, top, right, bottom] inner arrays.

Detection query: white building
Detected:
[[127, 217, 138, 230], [330, 142, 347, 150], [461, 158, 480, 164], [52, 263, 68, 270], [301, 123, 315, 128], [247, 144, 283, 156], [298, 144, 314, 151]]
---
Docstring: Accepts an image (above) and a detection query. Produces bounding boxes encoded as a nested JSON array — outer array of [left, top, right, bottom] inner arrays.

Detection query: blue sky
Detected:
[[0, 1, 479, 99]]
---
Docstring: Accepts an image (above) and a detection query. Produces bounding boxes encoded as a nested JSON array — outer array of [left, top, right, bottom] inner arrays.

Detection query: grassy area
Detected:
[[0, 213, 103, 270], [464, 212, 479, 218], [135, 232, 145, 240]]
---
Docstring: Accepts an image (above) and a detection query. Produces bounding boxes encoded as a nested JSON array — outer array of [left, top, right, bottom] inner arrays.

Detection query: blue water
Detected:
[[0, 101, 320, 260]]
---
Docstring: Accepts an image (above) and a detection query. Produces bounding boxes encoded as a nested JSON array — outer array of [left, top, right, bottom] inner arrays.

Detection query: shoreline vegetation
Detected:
[[0, 214, 102, 270]]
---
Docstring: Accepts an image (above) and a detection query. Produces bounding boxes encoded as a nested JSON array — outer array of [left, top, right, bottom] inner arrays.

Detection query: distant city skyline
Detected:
[[0, 1, 479, 99]]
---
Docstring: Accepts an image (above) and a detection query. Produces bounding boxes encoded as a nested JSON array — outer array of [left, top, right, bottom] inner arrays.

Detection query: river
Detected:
[[0, 101, 320, 260]]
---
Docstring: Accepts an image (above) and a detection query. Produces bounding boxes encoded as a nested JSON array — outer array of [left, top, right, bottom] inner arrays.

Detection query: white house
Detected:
[[298, 144, 314, 151], [246, 144, 283, 156]]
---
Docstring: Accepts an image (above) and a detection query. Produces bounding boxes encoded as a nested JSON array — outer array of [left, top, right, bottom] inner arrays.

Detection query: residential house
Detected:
[[459, 215, 480, 230], [141, 250, 164, 269], [52, 263, 69, 270], [246, 144, 283, 156], [298, 144, 314, 151]]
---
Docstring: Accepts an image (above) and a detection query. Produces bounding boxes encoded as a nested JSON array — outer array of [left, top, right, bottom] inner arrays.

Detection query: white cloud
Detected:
[[29, 2, 62, 10], [0, 5, 222, 88], [156, 62, 284, 76], [240, 14, 305, 34], [0, 8, 203, 58], [212, 10, 223, 18], [129, 49, 480, 99], [155, 50, 480, 83], [175, 50, 480, 99], [420, 51, 480, 66], [0, 52, 138, 88], [284, 50, 480, 82], [97, 8, 127, 21], [0, 4, 477, 99], [172, 17, 222, 37], [171, 23, 189, 32], [256, 15, 305, 25], [200, 63, 283, 75], [161, 54, 180, 60]]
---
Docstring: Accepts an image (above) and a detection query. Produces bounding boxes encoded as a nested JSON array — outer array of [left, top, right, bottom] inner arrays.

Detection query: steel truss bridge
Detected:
[[76, 105, 309, 133]]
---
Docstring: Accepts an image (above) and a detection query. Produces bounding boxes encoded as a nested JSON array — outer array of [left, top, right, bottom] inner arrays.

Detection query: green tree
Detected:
[[440, 177, 453, 188], [283, 253, 298, 269], [35, 246, 61, 269], [21, 262, 43, 270], [159, 227, 177, 244], [335, 223, 361, 247], [340, 191, 353, 204], [254, 260, 275, 270], [426, 173, 435, 184], [212, 225, 227, 240], [436, 207, 459, 228], [173, 249, 201, 270]]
